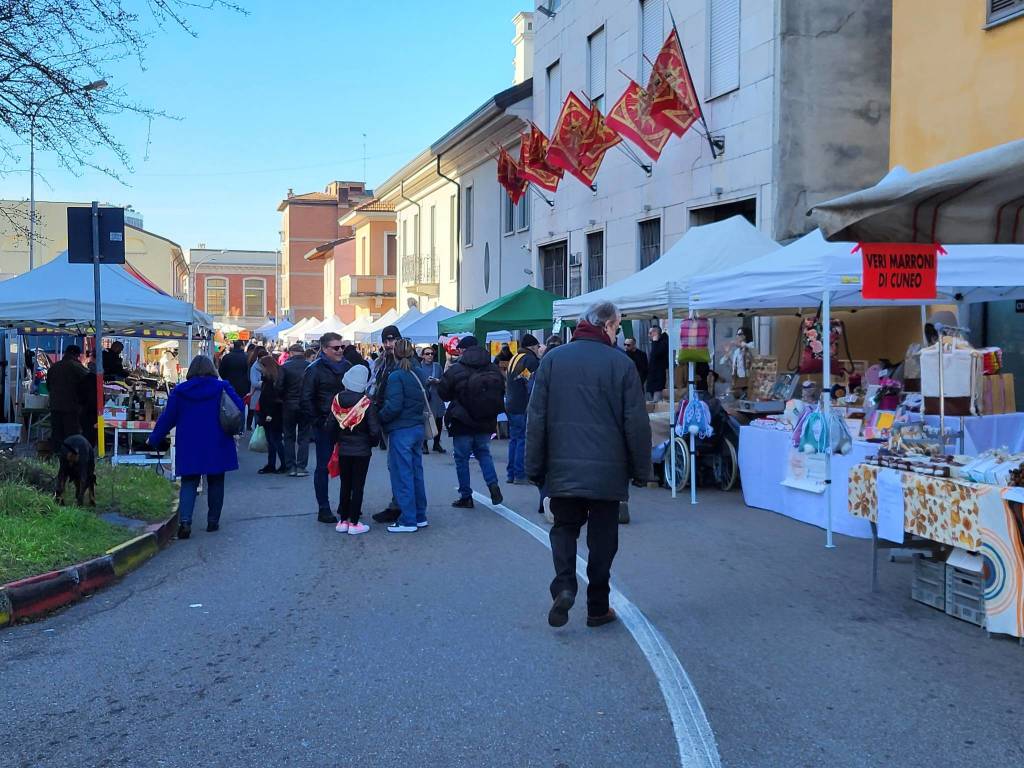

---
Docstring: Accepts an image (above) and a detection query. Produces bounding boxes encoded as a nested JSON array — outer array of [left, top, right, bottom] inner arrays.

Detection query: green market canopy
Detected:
[[438, 285, 560, 336]]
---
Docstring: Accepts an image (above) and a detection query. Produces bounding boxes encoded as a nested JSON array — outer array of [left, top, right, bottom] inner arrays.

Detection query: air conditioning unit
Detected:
[[569, 252, 583, 267]]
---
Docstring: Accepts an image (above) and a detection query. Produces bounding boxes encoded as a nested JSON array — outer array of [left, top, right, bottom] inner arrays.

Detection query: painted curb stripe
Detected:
[[0, 590, 12, 627], [107, 533, 159, 578], [473, 491, 722, 768]]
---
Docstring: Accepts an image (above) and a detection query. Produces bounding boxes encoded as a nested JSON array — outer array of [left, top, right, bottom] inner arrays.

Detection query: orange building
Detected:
[[336, 198, 398, 321], [277, 181, 372, 321], [189, 248, 279, 331]]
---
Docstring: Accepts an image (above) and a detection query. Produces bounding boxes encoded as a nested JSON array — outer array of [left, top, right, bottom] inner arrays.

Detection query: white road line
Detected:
[[472, 491, 722, 768]]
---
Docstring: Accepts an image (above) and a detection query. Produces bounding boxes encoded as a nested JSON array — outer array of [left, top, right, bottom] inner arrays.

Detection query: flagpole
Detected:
[[528, 183, 555, 208], [667, 4, 718, 159]]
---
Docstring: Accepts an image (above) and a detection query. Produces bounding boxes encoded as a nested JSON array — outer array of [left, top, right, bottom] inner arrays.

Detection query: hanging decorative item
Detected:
[[496, 147, 527, 204], [606, 79, 673, 161], [518, 125, 563, 193], [678, 397, 713, 439], [646, 28, 702, 139], [545, 92, 619, 187], [677, 316, 711, 363]]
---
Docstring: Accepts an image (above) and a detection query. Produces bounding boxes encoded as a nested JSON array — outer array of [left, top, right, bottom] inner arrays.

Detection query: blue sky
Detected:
[[0, 0, 529, 251]]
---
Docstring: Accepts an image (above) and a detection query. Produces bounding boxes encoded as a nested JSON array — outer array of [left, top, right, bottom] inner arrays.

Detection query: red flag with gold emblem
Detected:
[[497, 147, 527, 205], [580, 101, 622, 166], [518, 126, 562, 193], [646, 29, 701, 138], [606, 79, 672, 161], [546, 92, 611, 187]]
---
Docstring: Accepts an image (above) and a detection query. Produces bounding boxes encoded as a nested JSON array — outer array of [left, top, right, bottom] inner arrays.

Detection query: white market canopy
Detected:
[[552, 216, 779, 320], [689, 228, 1024, 313], [262, 319, 294, 340], [400, 305, 459, 343], [279, 316, 319, 343], [0, 252, 212, 336], [303, 315, 347, 342], [353, 308, 401, 343], [363, 306, 424, 343], [809, 139, 1024, 244]]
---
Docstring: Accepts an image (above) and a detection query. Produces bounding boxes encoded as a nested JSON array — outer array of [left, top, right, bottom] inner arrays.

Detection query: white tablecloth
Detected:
[[739, 425, 874, 539], [917, 412, 1024, 453]]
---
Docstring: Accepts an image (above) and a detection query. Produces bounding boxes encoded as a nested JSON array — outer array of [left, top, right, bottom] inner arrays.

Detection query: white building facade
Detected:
[[529, 0, 891, 303]]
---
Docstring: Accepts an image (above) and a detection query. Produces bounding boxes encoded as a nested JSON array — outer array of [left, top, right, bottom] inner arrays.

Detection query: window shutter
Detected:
[[588, 27, 606, 104], [990, 0, 1024, 22], [640, 0, 663, 83], [547, 61, 562, 133], [709, 0, 740, 98]]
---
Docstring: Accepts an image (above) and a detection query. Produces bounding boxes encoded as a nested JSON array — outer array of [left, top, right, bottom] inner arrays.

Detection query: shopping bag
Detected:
[[678, 317, 710, 364], [328, 445, 340, 478], [248, 425, 268, 453]]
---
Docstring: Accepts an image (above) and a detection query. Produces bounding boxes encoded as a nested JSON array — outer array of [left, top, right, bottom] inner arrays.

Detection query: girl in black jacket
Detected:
[[257, 355, 286, 474], [330, 364, 381, 534]]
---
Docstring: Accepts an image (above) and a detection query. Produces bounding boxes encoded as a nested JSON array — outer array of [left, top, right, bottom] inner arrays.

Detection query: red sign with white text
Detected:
[[859, 242, 943, 300]]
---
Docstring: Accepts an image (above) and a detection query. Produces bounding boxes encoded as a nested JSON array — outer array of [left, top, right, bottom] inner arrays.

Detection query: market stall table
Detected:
[[915, 412, 1024, 454], [107, 419, 174, 473], [739, 424, 874, 538], [849, 463, 1024, 639]]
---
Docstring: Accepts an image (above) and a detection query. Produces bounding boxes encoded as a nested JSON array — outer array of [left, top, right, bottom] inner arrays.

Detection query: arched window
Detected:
[[205, 277, 227, 316], [244, 278, 266, 317]]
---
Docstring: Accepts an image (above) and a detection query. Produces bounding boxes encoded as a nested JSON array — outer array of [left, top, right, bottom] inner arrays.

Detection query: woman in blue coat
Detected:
[[378, 339, 429, 533], [148, 355, 244, 539]]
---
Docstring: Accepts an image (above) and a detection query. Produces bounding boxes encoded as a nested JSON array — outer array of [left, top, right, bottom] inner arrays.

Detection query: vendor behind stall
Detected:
[[720, 328, 753, 398], [103, 341, 128, 380]]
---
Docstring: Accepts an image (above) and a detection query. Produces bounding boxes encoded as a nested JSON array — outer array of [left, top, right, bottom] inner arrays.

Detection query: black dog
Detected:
[[56, 434, 97, 507]]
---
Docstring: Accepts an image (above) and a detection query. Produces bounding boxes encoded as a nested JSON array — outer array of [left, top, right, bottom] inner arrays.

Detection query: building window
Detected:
[[517, 192, 531, 231], [429, 204, 436, 259], [587, 231, 605, 291], [503, 191, 515, 235], [569, 250, 583, 297], [709, 0, 741, 98], [588, 26, 607, 113], [638, 218, 661, 269], [989, 0, 1024, 24], [403, 219, 409, 256], [386, 233, 397, 275], [413, 213, 420, 257], [640, 0, 663, 83], [464, 186, 474, 246], [450, 194, 458, 280], [540, 241, 567, 298], [205, 277, 227, 317], [361, 236, 368, 273], [243, 278, 266, 318], [689, 197, 757, 228], [546, 60, 562, 133]]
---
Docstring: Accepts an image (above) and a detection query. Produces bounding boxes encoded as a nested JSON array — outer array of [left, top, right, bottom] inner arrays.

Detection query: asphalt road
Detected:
[[3, 438, 1024, 767]]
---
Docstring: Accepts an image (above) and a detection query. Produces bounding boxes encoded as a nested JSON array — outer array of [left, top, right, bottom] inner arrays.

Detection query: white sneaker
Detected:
[[335, 521, 349, 533], [387, 523, 418, 533], [416, 520, 429, 528], [347, 522, 370, 535]]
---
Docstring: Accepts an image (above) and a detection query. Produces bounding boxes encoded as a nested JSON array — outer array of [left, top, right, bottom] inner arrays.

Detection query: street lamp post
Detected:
[[28, 79, 108, 271]]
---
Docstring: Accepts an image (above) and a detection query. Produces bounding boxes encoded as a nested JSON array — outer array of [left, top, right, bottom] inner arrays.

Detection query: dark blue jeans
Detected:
[[260, 415, 285, 470], [313, 425, 335, 513], [386, 425, 427, 527], [506, 413, 526, 482], [179, 473, 225, 527], [453, 433, 499, 500]]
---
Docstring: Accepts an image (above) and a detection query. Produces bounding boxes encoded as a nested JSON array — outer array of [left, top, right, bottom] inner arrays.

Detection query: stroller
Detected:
[[662, 390, 741, 492]]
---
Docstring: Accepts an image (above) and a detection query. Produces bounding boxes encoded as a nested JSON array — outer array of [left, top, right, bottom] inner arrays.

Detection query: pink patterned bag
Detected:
[[678, 318, 710, 363]]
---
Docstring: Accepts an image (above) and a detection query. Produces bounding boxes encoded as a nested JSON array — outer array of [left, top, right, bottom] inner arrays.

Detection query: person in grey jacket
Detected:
[[526, 301, 651, 630], [280, 343, 311, 477]]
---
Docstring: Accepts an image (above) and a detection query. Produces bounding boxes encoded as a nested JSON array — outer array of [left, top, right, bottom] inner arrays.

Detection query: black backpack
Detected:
[[462, 366, 506, 421]]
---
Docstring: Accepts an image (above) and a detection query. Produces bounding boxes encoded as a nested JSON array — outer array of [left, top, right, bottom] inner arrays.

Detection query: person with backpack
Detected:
[[329, 364, 381, 535], [437, 335, 504, 509], [505, 334, 541, 484]]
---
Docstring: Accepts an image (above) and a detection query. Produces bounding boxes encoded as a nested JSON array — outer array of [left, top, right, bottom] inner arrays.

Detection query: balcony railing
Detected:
[[338, 274, 396, 300], [401, 254, 439, 287]]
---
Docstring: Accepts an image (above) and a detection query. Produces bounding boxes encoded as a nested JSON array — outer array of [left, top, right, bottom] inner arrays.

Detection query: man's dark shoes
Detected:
[[488, 483, 503, 505], [451, 497, 474, 509], [433, 445, 446, 454], [206, 523, 219, 533], [257, 465, 276, 475], [586, 608, 618, 628], [548, 590, 575, 627], [177, 524, 191, 540], [317, 510, 337, 524], [372, 507, 401, 523]]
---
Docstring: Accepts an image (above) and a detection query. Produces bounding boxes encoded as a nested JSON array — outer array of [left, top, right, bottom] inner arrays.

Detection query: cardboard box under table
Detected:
[[848, 464, 1024, 639]]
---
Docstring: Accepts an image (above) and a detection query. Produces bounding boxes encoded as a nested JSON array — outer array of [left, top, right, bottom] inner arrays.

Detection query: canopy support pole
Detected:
[[186, 323, 193, 370], [822, 289, 835, 549], [689, 311, 697, 505], [668, 303, 677, 500]]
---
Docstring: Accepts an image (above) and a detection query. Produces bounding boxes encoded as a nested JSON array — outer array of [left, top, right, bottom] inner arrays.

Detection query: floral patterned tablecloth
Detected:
[[849, 464, 1024, 638]]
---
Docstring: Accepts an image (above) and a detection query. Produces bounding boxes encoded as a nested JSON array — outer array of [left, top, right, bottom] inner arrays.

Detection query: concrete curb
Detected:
[[0, 501, 178, 629]]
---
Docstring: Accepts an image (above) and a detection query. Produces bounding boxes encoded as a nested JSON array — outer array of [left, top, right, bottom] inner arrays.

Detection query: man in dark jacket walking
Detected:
[[527, 301, 651, 629], [218, 340, 251, 403], [438, 335, 505, 508], [280, 343, 310, 477], [624, 337, 649, 389], [505, 333, 541, 484], [370, 324, 404, 524], [300, 332, 350, 523], [46, 345, 88, 451]]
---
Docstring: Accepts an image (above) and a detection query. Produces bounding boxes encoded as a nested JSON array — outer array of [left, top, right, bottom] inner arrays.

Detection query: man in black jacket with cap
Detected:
[[371, 324, 404, 524], [527, 301, 650, 629], [505, 333, 541, 484]]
